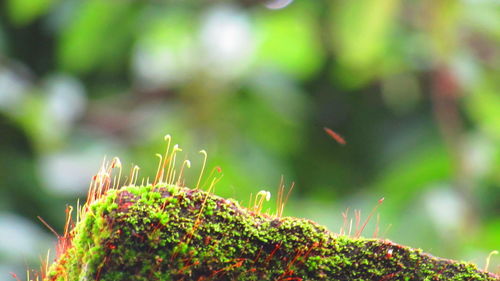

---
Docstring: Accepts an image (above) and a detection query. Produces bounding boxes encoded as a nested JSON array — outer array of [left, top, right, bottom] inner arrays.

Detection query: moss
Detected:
[[46, 184, 499, 281]]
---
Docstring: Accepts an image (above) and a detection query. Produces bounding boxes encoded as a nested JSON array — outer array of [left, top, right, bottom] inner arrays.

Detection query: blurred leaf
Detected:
[[254, 3, 324, 80], [381, 73, 422, 114], [7, 0, 57, 26], [58, 0, 135, 73], [478, 219, 500, 250], [466, 74, 500, 140], [138, 7, 195, 51], [0, 24, 6, 52], [428, 0, 459, 60], [241, 77, 309, 156], [238, 95, 297, 156], [12, 93, 46, 148], [462, 0, 500, 41], [332, 0, 399, 69], [132, 7, 196, 86], [375, 141, 452, 214]]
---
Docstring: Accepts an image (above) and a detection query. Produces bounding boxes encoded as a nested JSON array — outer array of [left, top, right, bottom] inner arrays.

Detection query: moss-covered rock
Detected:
[[45, 184, 498, 281]]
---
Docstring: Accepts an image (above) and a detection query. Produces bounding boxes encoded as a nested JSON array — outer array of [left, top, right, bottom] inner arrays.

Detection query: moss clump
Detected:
[[46, 184, 499, 281]]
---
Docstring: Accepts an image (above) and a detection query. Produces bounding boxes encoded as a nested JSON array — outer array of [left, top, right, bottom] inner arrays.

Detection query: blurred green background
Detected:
[[0, 0, 499, 279]]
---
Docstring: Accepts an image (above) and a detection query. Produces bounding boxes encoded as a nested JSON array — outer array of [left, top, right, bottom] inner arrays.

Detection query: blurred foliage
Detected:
[[0, 0, 499, 278]]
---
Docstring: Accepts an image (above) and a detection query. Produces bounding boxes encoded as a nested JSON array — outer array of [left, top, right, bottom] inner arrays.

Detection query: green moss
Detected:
[[46, 184, 499, 281]]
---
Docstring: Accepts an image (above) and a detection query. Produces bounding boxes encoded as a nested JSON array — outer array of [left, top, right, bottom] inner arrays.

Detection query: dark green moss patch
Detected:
[[46, 184, 499, 281]]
